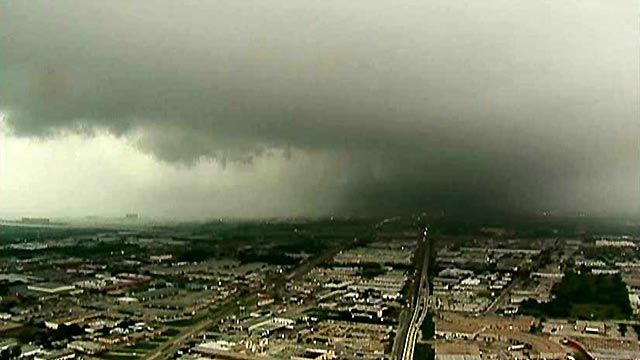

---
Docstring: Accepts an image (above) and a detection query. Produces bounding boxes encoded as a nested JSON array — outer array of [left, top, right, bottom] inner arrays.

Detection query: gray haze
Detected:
[[0, 1, 638, 218]]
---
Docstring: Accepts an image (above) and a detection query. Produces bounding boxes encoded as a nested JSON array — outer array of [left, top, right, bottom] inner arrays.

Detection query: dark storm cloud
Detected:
[[1, 0, 638, 216]]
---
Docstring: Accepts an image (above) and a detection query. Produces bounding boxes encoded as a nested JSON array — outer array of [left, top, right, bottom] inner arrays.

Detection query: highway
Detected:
[[396, 226, 432, 360]]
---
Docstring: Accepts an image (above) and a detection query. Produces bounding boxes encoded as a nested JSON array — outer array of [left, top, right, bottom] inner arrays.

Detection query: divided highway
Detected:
[[396, 227, 432, 360]]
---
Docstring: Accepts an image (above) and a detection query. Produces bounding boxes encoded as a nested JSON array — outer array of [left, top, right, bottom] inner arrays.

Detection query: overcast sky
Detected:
[[0, 1, 638, 220]]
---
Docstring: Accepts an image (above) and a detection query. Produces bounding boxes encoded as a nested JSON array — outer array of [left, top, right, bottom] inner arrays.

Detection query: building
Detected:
[[20, 344, 43, 358], [291, 349, 336, 360], [67, 341, 105, 355], [35, 349, 75, 360], [0, 339, 18, 352], [247, 317, 295, 337], [27, 283, 75, 294]]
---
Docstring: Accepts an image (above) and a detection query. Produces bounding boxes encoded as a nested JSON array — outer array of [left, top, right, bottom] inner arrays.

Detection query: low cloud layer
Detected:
[[1, 1, 638, 217]]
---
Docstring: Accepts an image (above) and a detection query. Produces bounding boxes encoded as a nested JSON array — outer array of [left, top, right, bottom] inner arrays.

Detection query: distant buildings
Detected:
[[21, 217, 50, 224]]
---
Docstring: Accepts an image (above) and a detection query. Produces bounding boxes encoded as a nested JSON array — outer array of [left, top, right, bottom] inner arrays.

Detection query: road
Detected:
[[396, 226, 432, 360], [388, 217, 418, 359], [484, 278, 520, 315], [485, 244, 559, 315], [146, 221, 385, 360], [145, 292, 255, 360], [391, 230, 425, 358]]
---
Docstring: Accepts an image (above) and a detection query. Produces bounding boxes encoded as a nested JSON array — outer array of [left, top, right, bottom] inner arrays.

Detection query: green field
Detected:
[[162, 328, 181, 337], [165, 316, 201, 327], [127, 341, 158, 351]]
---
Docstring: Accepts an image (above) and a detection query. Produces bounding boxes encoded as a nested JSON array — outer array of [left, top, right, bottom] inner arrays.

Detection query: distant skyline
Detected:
[[1, 1, 638, 219]]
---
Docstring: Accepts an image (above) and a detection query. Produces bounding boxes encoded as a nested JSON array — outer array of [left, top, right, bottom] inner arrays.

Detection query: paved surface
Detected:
[[397, 227, 431, 360], [485, 278, 520, 315], [391, 232, 424, 359]]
